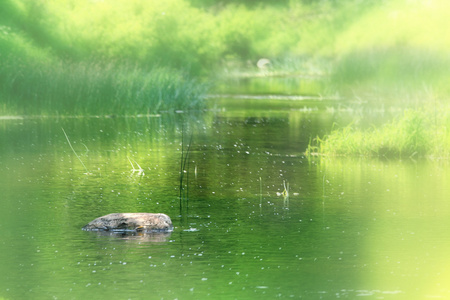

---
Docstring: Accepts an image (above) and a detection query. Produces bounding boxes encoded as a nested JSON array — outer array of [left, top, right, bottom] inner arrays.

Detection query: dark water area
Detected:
[[1, 99, 450, 299]]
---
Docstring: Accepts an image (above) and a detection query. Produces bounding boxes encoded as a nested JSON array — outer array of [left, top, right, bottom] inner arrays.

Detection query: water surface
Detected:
[[1, 100, 449, 299]]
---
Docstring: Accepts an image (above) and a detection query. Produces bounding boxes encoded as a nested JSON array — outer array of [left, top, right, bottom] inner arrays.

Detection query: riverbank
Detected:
[[1, 0, 449, 116], [0, 57, 206, 116], [307, 108, 450, 159]]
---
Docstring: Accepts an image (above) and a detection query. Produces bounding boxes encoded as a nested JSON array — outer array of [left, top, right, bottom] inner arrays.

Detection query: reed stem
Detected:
[[62, 128, 90, 175]]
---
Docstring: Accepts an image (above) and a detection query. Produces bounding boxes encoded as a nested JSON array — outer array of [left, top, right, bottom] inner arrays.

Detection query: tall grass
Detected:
[[307, 108, 450, 158], [328, 0, 450, 100], [330, 45, 450, 101], [0, 56, 206, 116], [2, 0, 450, 114], [7, 0, 450, 67], [6, 0, 370, 74]]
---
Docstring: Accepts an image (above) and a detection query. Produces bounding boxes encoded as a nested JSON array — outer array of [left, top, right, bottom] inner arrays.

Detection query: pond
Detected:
[[1, 98, 450, 300]]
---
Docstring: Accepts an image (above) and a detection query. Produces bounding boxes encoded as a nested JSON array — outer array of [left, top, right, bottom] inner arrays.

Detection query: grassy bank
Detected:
[[1, 0, 375, 74], [307, 108, 450, 158], [205, 0, 450, 101], [0, 0, 208, 116], [0, 1, 205, 116], [0, 57, 205, 116], [329, 0, 450, 100], [1, 0, 450, 116]]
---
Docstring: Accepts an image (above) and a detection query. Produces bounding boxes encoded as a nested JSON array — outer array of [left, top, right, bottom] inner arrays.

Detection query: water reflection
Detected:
[[84, 231, 172, 242], [1, 105, 450, 299]]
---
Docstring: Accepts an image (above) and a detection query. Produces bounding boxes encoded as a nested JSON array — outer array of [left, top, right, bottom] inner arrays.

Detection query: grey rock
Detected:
[[82, 213, 173, 232]]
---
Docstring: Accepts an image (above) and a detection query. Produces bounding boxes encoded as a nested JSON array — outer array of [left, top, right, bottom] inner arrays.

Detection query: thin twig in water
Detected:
[[259, 177, 263, 215], [179, 127, 185, 211], [181, 135, 193, 195], [179, 128, 193, 213], [281, 180, 289, 197], [128, 156, 144, 175], [81, 143, 90, 155], [61, 127, 91, 175]]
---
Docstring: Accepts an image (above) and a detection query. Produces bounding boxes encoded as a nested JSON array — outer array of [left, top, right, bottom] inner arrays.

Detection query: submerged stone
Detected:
[[82, 213, 173, 232]]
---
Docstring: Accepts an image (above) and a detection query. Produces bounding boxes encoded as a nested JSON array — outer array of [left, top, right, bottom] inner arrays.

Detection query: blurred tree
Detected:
[[0, 0, 24, 26]]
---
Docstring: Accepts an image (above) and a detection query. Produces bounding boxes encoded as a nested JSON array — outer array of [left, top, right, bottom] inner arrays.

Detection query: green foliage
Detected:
[[0, 57, 205, 116], [3, 0, 352, 74], [0, 0, 24, 27], [333, 0, 450, 54], [0, 0, 207, 116], [0, 1, 51, 62], [309, 108, 450, 158], [329, 0, 450, 98], [330, 47, 450, 99], [2, 0, 450, 116], [188, 0, 290, 8], [4, 0, 450, 71], [22, 0, 223, 75]]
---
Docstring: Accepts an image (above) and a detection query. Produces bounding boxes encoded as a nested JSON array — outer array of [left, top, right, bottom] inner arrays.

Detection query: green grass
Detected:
[[5, 0, 450, 76], [307, 108, 450, 158], [0, 1, 208, 116], [2, 0, 370, 74], [2, 0, 450, 115], [0, 57, 206, 116]]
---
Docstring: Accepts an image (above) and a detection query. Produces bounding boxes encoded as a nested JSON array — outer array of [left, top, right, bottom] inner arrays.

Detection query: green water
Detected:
[[1, 100, 450, 300]]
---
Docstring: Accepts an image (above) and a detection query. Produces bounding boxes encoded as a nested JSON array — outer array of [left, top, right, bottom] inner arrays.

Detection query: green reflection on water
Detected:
[[1, 107, 450, 299]]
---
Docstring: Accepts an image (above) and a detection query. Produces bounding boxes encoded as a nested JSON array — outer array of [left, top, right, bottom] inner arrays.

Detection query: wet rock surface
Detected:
[[82, 213, 173, 232]]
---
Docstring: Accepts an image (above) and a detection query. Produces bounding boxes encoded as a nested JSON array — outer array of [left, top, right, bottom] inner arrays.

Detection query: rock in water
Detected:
[[82, 213, 173, 232]]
